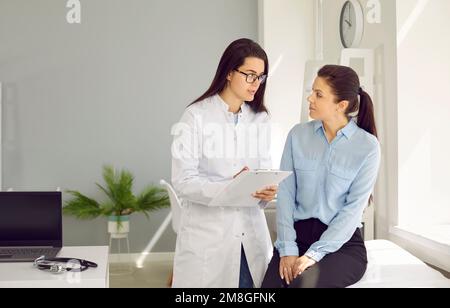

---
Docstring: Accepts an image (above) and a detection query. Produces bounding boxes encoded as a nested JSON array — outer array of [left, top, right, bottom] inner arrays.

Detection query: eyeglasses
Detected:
[[234, 69, 267, 84]]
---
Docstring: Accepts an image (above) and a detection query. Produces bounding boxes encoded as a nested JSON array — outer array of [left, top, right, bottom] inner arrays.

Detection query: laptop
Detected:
[[0, 192, 62, 262]]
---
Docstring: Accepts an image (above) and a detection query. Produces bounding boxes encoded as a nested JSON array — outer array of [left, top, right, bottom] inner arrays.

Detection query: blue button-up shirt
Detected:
[[275, 120, 381, 262]]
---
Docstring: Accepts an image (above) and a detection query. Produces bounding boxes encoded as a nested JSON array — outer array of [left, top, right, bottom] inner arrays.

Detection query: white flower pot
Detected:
[[108, 216, 130, 239]]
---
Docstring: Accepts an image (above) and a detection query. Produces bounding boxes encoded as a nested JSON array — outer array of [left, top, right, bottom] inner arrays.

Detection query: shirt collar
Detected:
[[313, 120, 324, 133], [340, 119, 358, 139], [313, 119, 357, 140], [216, 94, 230, 112], [240, 102, 251, 116], [215, 94, 250, 116]]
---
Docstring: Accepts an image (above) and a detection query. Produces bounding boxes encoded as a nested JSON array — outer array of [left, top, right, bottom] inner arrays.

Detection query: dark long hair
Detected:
[[189, 38, 269, 114], [317, 65, 378, 138]]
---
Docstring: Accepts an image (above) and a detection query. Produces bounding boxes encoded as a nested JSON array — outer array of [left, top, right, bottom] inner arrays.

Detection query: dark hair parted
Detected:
[[189, 38, 268, 114]]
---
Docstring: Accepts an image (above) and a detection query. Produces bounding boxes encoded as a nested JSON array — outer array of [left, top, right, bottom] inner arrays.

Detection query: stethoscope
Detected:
[[33, 255, 98, 274]]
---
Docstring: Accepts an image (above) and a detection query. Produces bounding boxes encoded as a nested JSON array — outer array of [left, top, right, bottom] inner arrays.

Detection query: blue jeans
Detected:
[[239, 245, 254, 288]]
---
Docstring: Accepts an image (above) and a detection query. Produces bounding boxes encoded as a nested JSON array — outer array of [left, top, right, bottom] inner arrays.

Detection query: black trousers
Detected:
[[261, 218, 367, 288]]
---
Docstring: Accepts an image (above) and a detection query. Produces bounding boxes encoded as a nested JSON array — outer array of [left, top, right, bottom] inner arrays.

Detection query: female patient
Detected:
[[262, 65, 381, 288]]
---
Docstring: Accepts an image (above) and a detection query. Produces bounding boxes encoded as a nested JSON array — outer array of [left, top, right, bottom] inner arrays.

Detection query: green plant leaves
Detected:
[[135, 186, 170, 219], [63, 190, 103, 219], [63, 165, 170, 219]]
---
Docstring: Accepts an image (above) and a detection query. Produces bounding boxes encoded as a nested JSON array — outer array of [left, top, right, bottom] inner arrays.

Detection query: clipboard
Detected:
[[209, 170, 292, 207]]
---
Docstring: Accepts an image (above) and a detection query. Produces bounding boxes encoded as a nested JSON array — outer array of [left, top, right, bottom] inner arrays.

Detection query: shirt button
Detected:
[[242, 233, 245, 236]]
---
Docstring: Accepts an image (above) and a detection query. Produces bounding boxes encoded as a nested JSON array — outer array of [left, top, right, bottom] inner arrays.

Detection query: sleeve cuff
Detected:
[[258, 200, 269, 209], [304, 249, 326, 262], [261, 200, 276, 210], [275, 241, 299, 257]]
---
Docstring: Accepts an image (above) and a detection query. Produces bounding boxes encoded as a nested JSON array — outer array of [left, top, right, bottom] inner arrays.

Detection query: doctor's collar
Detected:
[[215, 94, 251, 116]]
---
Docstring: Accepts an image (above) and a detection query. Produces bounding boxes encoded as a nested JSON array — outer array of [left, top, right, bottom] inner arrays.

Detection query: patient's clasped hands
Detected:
[[279, 255, 316, 285]]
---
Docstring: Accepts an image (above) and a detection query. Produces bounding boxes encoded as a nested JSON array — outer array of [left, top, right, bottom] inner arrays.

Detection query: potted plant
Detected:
[[63, 165, 170, 238]]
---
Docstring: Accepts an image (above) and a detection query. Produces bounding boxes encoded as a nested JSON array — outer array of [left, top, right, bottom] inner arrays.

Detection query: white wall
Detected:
[[258, 0, 315, 167], [397, 0, 450, 226], [260, 0, 398, 239], [313, 0, 399, 239], [0, 0, 259, 252]]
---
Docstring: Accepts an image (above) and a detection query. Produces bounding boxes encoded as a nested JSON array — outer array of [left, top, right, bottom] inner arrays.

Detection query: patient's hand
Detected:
[[293, 255, 316, 278], [279, 256, 298, 285], [252, 185, 278, 202]]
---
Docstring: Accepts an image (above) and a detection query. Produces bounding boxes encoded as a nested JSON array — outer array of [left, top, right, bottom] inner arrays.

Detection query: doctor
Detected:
[[171, 38, 276, 288]]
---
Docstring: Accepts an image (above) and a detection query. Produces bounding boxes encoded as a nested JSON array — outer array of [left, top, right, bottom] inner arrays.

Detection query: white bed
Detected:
[[349, 240, 450, 288], [264, 209, 449, 287]]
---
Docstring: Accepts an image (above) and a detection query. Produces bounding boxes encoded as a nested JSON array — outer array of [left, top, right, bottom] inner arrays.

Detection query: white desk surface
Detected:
[[0, 246, 109, 288]]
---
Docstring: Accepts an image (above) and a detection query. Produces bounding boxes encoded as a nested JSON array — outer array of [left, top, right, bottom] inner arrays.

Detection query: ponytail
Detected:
[[358, 89, 377, 204], [357, 89, 378, 138]]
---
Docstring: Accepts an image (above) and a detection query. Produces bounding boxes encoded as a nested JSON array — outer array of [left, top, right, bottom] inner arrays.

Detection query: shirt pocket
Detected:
[[293, 157, 319, 206], [326, 164, 359, 200]]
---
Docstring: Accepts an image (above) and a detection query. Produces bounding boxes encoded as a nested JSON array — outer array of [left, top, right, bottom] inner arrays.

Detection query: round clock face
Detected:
[[340, 0, 364, 48]]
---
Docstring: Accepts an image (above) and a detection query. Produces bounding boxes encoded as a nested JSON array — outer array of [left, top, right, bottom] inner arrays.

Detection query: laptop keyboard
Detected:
[[0, 248, 58, 258]]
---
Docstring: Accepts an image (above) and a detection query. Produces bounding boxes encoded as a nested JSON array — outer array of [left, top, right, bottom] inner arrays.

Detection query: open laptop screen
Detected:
[[0, 192, 62, 247]]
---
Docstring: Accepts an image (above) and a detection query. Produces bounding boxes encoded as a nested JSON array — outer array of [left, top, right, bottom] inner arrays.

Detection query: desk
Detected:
[[0, 246, 109, 288]]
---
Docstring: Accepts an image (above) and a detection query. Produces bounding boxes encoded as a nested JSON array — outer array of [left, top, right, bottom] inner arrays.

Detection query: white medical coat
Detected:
[[171, 94, 273, 288]]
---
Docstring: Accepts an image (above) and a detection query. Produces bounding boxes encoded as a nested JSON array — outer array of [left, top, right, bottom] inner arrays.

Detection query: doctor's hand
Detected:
[[252, 185, 278, 202], [233, 166, 249, 179], [293, 255, 316, 279], [279, 256, 298, 285]]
